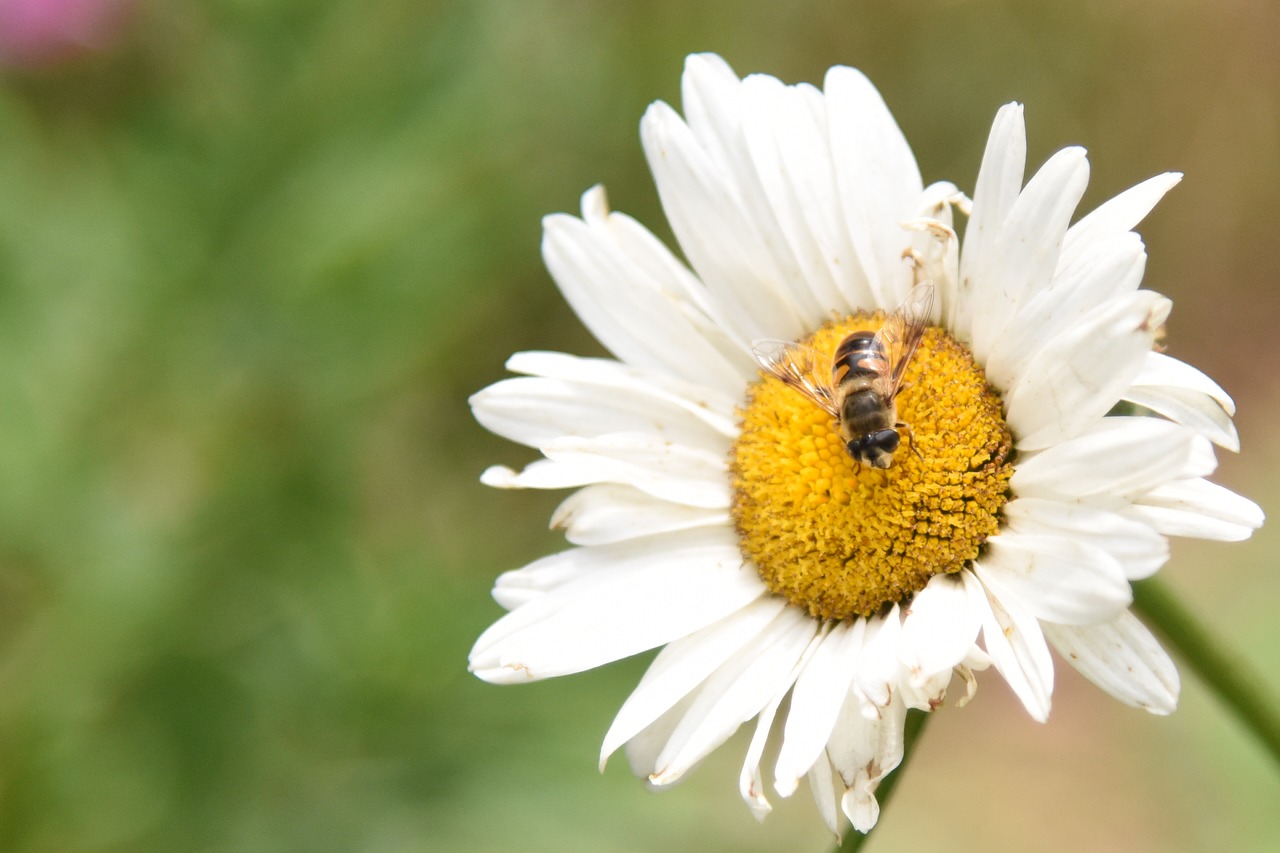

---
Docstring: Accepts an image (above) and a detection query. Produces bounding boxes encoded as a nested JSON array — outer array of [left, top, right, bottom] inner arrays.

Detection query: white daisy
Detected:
[[467, 53, 1263, 838]]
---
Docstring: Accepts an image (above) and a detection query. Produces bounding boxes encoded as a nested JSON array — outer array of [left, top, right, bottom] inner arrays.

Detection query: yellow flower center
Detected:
[[730, 313, 1014, 621]]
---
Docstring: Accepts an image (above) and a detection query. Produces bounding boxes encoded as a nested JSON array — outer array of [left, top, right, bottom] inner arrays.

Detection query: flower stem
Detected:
[[1132, 576, 1280, 768], [836, 708, 932, 853]]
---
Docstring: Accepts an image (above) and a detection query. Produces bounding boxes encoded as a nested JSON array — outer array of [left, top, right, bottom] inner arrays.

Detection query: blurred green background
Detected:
[[0, 1, 1276, 850]]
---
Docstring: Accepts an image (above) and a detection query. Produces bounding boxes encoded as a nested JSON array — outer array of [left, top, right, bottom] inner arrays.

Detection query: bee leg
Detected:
[[897, 422, 922, 460]]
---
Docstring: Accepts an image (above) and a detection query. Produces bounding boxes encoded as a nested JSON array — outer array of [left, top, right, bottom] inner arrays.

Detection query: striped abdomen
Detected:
[[832, 330, 896, 443], [832, 331, 888, 386]]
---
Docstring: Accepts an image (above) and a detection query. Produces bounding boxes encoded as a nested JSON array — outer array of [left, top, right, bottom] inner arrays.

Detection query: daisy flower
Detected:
[[467, 53, 1263, 838]]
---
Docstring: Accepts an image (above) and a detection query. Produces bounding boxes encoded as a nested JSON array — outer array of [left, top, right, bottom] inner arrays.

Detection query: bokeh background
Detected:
[[0, 1, 1276, 850]]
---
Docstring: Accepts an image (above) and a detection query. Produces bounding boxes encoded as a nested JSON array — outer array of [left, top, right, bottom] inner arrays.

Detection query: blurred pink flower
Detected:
[[0, 0, 132, 68]]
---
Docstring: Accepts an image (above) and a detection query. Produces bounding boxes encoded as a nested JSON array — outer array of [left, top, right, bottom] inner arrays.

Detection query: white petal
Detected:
[[840, 773, 880, 833], [641, 99, 809, 343], [898, 669, 955, 714], [477, 530, 752, 649], [962, 645, 992, 672], [506, 350, 740, 432], [1130, 505, 1256, 542], [471, 375, 729, 453], [953, 663, 980, 707], [853, 607, 901, 717], [480, 540, 663, 654], [541, 433, 731, 508], [625, 691, 697, 780], [739, 680, 787, 820], [898, 573, 982, 690], [806, 754, 842, 839], [480, 459, 604, 491], [984, 233, 1146, 392], [827, 693, 907, 834], [1129, 478, 1264, 541], [954, 103, 1025, 336], [1130, 351, 1235, 416], [541, 187, 749, 388], [1043, 610, 1179, 714], [734, 83, 830, 322], [1004, 290, 1171, 449], [601, 596, 788, 770], [595, 205, 759, 380], [1122, 384, 1239, 452], [905, 181, 963, 320], [739, 73, 864, 319], [1002, 497, 1169, 580], [1011, 417, 1210, 500], [774, 621, 861, 797], [469, 530, 764, 683], [826, 65, 921, 308], [979, 533, 1132, 625], [1059, 172, 1182, 270], [551, 484, 729, 546], [1124, 351, 1239, 451], [969, 147, 1090, 363], [738, 619, 825, 818], [967, 568, 1053, 722], [680, 53, 744, 164], [676, 59, 835, 327], [489, 547, 597, 610], [649, 609, 818, 786]]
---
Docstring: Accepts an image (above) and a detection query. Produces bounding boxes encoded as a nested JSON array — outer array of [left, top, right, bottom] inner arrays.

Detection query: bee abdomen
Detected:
[[833, 331, 887, 381]]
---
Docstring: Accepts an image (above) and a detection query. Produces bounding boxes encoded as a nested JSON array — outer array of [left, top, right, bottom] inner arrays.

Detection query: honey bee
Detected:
[[752, 282, 935, 470]]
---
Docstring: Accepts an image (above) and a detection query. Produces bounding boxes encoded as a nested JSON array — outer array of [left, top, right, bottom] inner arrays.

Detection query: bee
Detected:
[[752, 282, 934, 470]]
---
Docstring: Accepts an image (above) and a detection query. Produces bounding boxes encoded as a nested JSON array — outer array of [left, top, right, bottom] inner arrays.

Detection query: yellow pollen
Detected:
[[730, 314, 1013, 621]]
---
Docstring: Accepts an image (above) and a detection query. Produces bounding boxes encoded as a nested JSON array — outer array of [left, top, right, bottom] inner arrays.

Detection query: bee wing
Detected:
[[871, 281, 935, 399], [751, 338, 839, 417]]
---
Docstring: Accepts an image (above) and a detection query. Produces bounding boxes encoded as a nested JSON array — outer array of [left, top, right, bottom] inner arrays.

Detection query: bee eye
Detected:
[[878, 429, 900, 452]]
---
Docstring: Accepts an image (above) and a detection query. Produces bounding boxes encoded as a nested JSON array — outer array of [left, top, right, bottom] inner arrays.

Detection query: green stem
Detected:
[[1132, 576, 1280, 768], [836, 708, 932, 853]]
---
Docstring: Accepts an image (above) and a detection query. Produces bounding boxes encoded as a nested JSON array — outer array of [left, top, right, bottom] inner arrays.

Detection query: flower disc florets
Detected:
[[731, 314, 1014, 620]]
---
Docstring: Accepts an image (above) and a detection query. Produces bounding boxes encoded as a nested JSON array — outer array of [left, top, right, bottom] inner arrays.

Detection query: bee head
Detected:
[[848, 429, 900, 469]]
